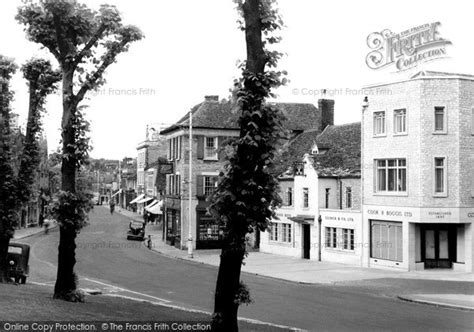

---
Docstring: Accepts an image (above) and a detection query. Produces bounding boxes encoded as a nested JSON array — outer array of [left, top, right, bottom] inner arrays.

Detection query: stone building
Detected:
[[361, 71, 474, 272]]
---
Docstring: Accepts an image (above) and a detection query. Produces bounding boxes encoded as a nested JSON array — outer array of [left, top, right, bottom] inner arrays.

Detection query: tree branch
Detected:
[[75, 40, 129, 102], [52, 13, 69, 60], [73, 24, 107, 67]]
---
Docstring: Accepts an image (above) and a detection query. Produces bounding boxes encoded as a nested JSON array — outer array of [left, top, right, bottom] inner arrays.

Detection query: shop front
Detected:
[[364, 205, 474, 272], [164, 197, 181, 248], [195, 200, 223, 249]]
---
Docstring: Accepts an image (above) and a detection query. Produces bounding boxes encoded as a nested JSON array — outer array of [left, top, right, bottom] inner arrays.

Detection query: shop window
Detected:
[[370, 221, 402, 262]]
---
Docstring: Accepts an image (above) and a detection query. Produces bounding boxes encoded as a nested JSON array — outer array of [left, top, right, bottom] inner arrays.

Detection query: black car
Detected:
[[7, 243, 30, 284], [127, 221, 145, 241]]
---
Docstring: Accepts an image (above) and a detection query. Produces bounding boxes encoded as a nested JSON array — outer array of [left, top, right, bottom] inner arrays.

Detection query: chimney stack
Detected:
[[204, 95, 219, 102], [318, 99, 334, 132]]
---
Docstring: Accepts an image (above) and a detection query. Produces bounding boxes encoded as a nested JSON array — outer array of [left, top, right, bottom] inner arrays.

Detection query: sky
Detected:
[[0, 0, 472, 159]]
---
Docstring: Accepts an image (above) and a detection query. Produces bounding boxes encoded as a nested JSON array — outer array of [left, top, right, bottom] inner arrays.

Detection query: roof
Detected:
[[275, 122, 361, 178], [312, 122, 361, 177], [160, 99, 321, 135], [365, 70, 474, 89], [410, 71, 474, 79]]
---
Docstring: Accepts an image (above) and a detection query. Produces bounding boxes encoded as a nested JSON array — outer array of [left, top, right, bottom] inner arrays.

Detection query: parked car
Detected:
[[7, 243, 30, 284], [127, 221, 145, 241]]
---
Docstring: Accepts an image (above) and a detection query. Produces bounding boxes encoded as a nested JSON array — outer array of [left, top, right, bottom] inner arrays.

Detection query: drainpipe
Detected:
[[318, 215, 322, 261], [339, 177, 342, 210]]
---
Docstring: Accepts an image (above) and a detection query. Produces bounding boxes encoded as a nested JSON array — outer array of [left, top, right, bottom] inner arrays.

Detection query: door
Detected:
[[302, 224, 310, 259], [423, 225, 455, 268]]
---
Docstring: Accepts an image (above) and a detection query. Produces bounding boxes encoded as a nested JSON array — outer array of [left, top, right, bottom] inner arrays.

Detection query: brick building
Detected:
[[160, 95, 330, 250], [362, 71, 474, 272]]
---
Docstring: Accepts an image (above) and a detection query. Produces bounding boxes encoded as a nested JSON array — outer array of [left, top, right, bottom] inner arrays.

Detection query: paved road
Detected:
[[24, 208, 474, 331]]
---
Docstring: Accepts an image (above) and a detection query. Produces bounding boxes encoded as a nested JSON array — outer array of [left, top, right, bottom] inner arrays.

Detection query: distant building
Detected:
[[135, 123, 169, 214]]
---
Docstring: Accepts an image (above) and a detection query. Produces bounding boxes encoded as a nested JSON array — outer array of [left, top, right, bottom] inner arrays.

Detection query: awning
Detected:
[[111, 189, 122, 198], [129, 194, 145, 204], [136, 196, 153, 204], [146, 202, 163, 215], [146, 200, 159, 208], [288, 215, 315, 224]]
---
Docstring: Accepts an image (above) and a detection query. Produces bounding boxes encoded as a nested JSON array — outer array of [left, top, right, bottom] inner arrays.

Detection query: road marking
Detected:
[[83, 278, 172, 303], [30, 281, 54, 287], [103, 292, 305, 331]]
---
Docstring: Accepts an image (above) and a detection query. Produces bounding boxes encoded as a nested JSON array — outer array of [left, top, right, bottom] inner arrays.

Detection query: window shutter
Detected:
[[196, 175, 204, 196], [217, 136, 227, 160], [197, 136, 204, 159]]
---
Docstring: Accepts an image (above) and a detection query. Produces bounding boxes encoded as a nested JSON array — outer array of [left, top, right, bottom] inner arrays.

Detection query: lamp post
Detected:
[[361, 96, 369, 267], [188, 110, 193, 258]]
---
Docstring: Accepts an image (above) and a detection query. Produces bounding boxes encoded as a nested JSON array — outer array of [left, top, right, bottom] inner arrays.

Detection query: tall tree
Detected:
[[0, 56, 19, 283], [209, 0, 286, 330], [16, 0, 143, 301], [17, 59, 61, 211]]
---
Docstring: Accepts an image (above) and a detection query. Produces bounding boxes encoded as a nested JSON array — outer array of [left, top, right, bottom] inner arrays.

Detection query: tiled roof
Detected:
[[312, 122, 361, 177], [275, 122, 361, 178], [160, 100, 321, 134]]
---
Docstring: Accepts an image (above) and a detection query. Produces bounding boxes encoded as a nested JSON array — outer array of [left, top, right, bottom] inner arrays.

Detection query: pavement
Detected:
[[115, 206, 474, 312], [13, 220, 57, 240]]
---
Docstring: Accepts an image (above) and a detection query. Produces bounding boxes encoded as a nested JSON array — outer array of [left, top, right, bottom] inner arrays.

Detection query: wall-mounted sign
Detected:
[[158, 162, 173, 174]]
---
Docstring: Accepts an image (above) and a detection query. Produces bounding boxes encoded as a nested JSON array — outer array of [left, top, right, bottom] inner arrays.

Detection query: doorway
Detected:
[[302, 224, 311, 259], [421, 225, 456, 268]]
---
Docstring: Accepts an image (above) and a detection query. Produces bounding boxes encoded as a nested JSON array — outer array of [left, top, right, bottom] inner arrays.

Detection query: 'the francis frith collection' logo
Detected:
[[366, 22, 452, 71]]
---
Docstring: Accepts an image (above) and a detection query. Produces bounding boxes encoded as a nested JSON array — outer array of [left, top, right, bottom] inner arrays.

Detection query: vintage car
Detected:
[[7, 243, 30, 284], [127, 220, 145, 241]]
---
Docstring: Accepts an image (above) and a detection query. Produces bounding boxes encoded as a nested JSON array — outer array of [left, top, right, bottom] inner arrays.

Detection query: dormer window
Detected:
[[311, 143, 318, 155]]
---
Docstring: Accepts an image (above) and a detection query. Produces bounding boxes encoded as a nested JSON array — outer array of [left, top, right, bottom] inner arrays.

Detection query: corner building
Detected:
[[362, 71, 474, 272]]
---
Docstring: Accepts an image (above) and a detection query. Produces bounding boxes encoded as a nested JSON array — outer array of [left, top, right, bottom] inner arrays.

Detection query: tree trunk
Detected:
[[211, 244, 245, 332], [53, 226, 77, 298], [211, 1, 266, 330], [54, 68, 80, 300]]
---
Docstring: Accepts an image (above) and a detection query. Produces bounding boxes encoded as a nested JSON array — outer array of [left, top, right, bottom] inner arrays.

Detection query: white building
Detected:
[[260, 122, 363, 266], [361, 71, 474, 272]]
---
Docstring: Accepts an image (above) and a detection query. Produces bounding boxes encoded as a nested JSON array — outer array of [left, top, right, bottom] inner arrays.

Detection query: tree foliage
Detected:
[[0, 56, 19, 235], [16, 0, 143, 301], [17, 58, 61, 204], [209, 0, 286, 330], [0, 55, 19, 282]]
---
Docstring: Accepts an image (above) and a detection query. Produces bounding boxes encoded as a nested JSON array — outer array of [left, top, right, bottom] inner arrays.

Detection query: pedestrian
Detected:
[[147, 235, 152, 250], [110, 201, 115, 214]]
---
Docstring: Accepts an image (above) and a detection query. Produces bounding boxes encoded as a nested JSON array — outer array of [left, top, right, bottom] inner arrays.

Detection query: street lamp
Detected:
[[188, 109, 193, 258], [361, 96, 369, 268]]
